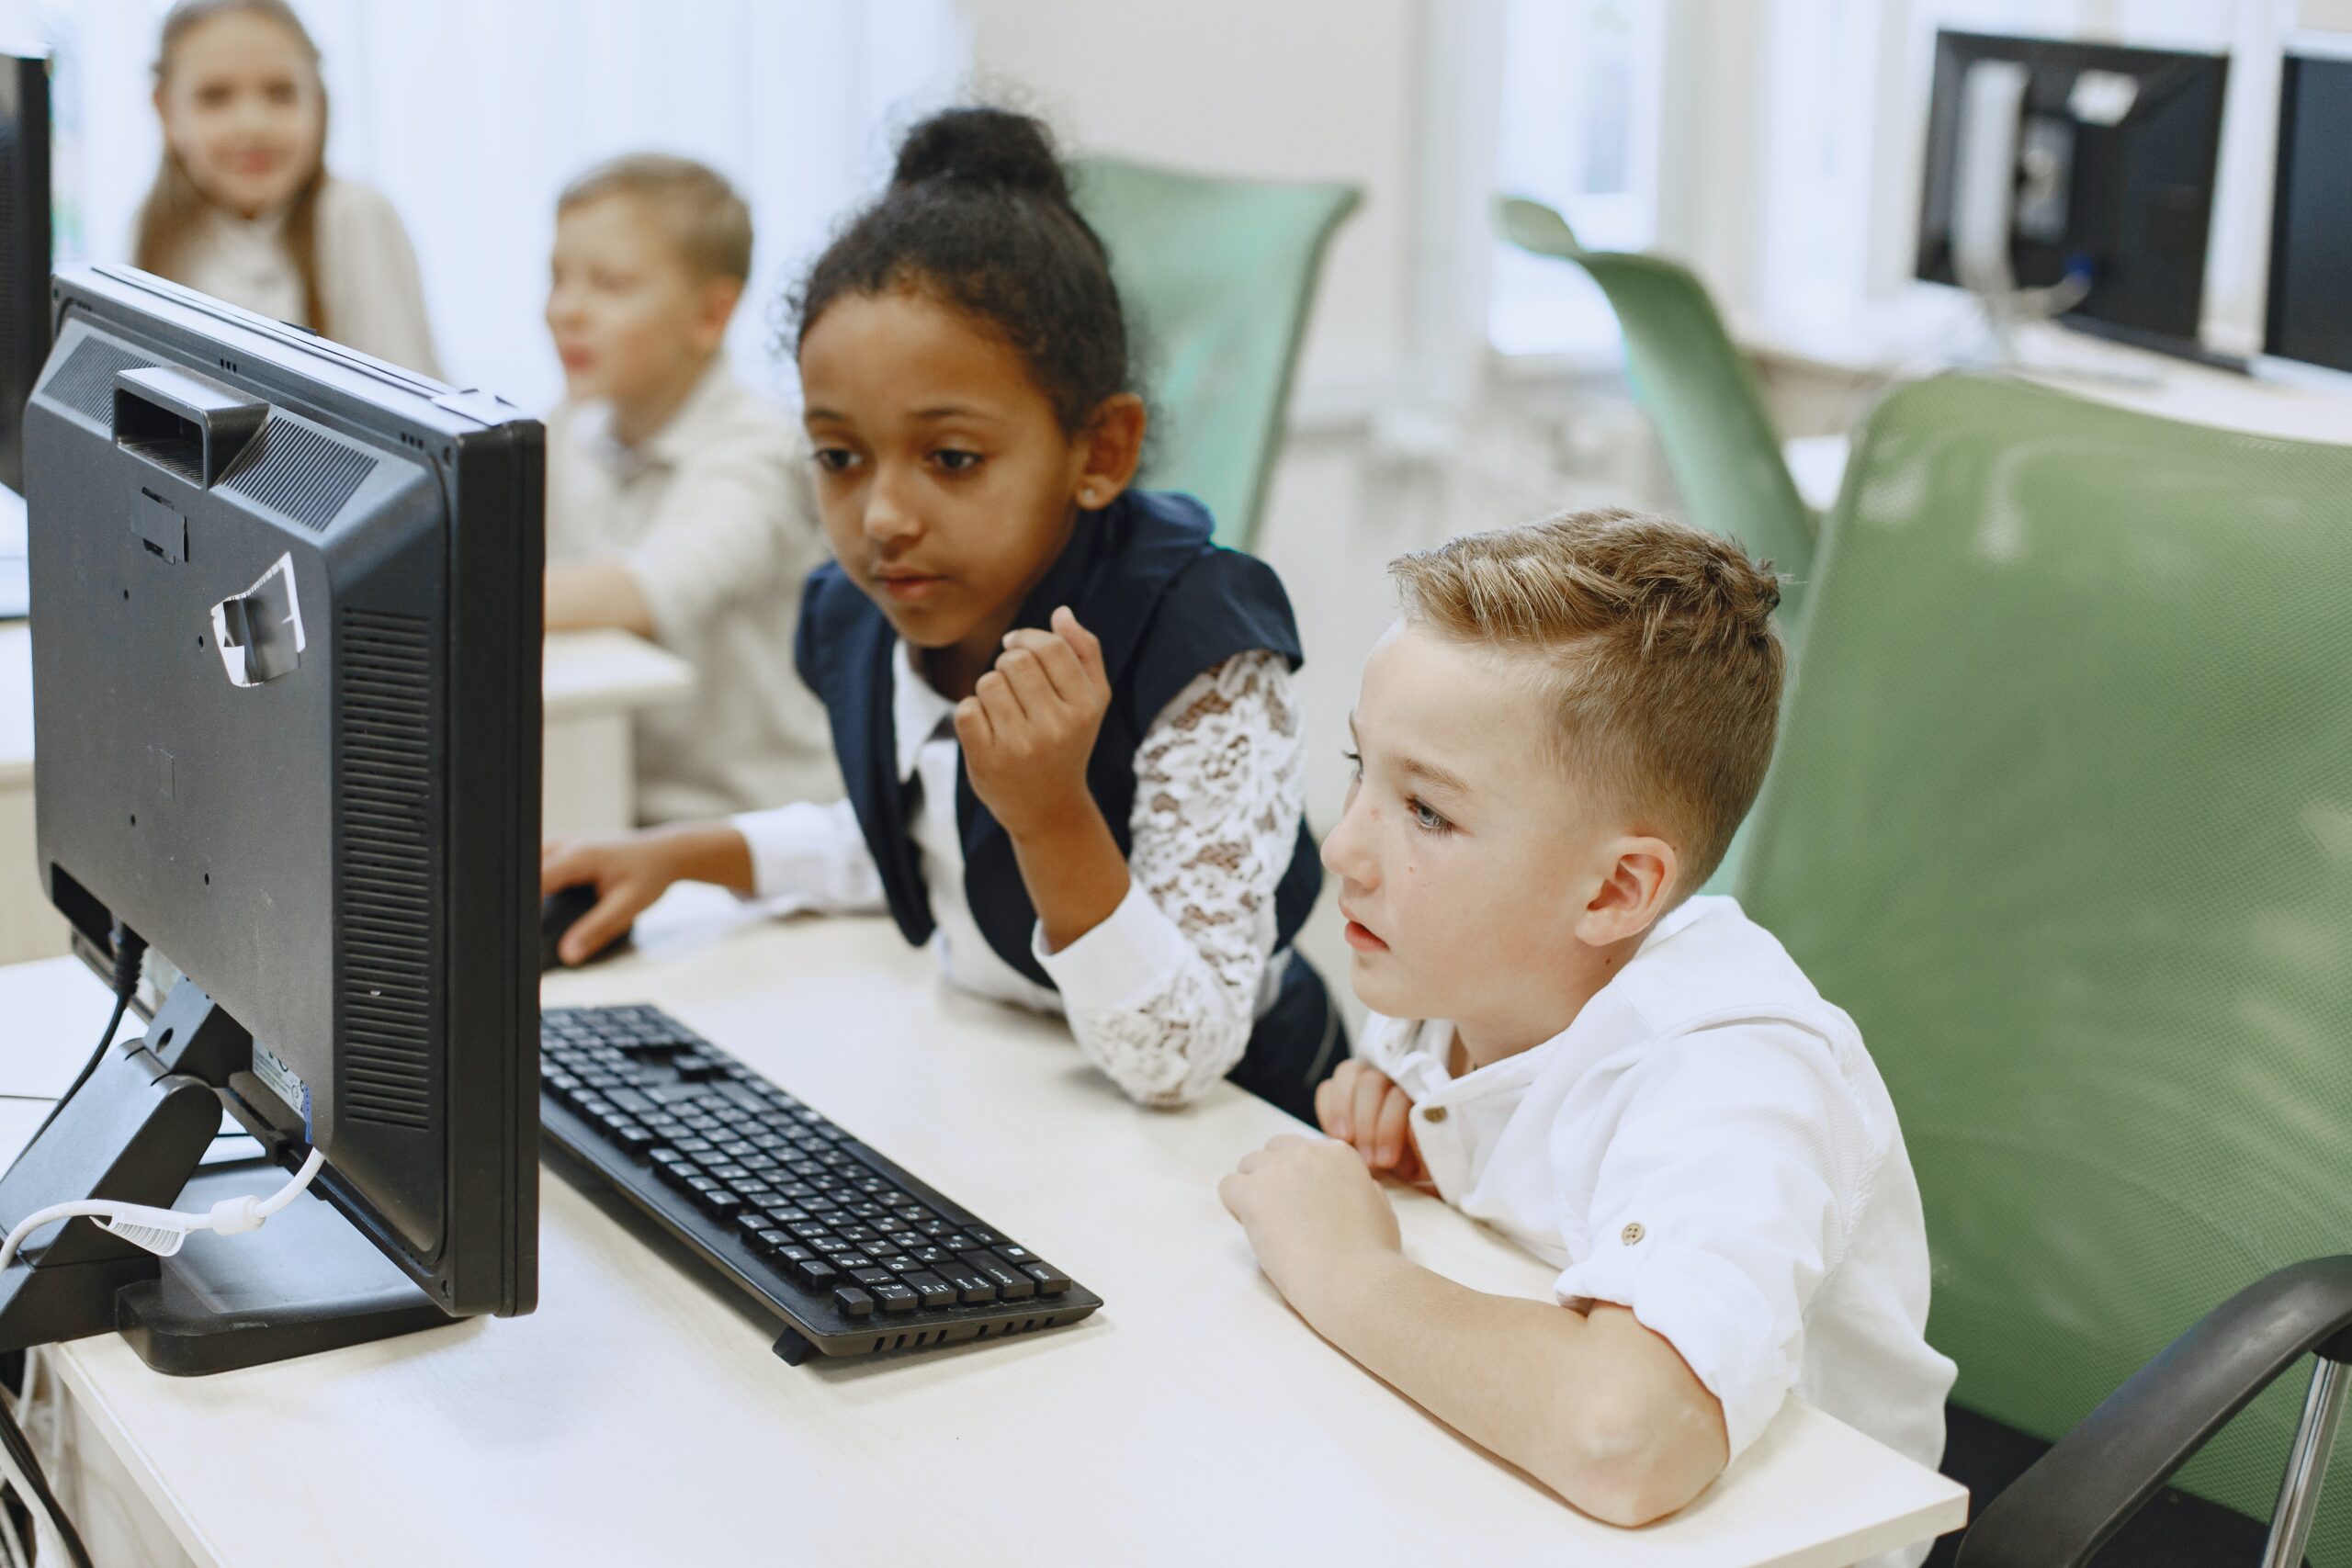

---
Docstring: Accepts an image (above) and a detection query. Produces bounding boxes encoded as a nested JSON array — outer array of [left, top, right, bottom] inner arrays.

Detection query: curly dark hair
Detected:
[[789, 107, 1135, 436]]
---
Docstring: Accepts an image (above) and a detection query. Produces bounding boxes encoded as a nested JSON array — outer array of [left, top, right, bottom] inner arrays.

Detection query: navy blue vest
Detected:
[[795, 489, 1323, 991]]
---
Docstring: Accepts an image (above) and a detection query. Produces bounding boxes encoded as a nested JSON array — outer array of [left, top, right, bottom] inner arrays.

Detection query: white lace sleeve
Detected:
[[1032, 649, 1306, 1106]]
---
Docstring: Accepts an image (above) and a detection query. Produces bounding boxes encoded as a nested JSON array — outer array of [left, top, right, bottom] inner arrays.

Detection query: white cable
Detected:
[[0, 1147, 326, 1271]]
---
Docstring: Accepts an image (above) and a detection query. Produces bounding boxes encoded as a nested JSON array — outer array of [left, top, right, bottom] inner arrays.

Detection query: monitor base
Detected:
[[0, 977, 456, 1374], [114, 1163, 456, 1376]]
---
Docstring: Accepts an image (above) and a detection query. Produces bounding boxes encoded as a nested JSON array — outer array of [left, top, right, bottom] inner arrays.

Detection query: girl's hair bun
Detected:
[[890, 107, 1069, 205]]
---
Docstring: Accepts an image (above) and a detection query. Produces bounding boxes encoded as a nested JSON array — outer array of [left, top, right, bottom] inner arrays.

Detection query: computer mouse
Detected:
[[542, 884, 628, 972]]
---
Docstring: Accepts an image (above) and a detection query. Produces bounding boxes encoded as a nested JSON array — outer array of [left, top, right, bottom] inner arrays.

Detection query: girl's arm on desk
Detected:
[[541, 804, 885, 966]]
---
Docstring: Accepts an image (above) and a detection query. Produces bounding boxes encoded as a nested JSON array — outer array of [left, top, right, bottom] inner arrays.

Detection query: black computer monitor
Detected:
[[1916, 29, 2228, 356], [0, 263, 540, 1367], [2265, 50, 2352, 374], [0, 49, 49, 497]]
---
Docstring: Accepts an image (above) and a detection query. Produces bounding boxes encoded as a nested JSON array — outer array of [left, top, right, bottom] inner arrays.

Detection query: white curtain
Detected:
[[27, 0, 971, 410]]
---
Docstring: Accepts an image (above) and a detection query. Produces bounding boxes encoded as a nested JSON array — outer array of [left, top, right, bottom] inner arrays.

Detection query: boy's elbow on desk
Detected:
[[1525, 1327, 1732, 1529]]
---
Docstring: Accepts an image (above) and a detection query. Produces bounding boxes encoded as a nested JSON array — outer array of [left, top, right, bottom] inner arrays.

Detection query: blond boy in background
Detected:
[[544, 154, 839, 820]]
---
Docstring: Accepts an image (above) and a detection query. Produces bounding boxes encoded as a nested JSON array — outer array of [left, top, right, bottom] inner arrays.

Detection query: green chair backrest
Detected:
[[1738, 373, 2352, 1558], [1498, 196, 1815, 622], [1071, 158, 1361, 553]]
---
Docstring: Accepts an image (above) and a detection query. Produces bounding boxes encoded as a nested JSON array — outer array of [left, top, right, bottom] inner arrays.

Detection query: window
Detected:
[[1487, 0, 1666, 357]]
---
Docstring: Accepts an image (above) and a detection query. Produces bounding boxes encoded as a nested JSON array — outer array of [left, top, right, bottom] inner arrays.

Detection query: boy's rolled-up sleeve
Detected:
[[1549, 1021, 1880, 1461], [626, 435, 820, 650]]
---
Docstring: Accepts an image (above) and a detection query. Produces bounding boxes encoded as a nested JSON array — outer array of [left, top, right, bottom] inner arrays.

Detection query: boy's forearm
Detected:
[[1007, 800, 1130, 952], [1293, 1249, 1727, 1528], [547, 558, 657, 637]]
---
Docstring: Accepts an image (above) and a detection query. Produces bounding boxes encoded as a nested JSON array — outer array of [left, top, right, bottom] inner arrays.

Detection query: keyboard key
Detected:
[[962, 1251, 1033, 1302], [832, 1286, 874, 1319], [1019, 1261, 1071, 1296], [905, 1272, 958, 1311], [935, 1264, 996, 1306], [874, 1282, 919, 1315], [790, 1258, 839, 1292], [849, 1267, 895, 1290]]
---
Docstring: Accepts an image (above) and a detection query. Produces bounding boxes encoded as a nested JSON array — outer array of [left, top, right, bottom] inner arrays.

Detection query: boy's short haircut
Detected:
[[558, 153, 754, 284], [1390, 508, 1785, 894]]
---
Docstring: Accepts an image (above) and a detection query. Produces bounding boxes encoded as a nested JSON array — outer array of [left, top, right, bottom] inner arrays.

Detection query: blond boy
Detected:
[[1219, 511, 1954, 1552], [545, 154, 839, 820]]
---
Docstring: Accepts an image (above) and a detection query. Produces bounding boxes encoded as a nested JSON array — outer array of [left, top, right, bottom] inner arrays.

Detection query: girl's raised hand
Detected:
[[956, 606, 1113, 839]]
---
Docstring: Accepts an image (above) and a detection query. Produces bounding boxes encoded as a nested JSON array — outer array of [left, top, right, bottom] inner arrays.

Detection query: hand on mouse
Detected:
[[538, 824, 751, 966]]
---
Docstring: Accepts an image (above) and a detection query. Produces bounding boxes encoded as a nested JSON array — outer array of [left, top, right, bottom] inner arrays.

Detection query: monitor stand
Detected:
[[0, 976, 454, 1373]]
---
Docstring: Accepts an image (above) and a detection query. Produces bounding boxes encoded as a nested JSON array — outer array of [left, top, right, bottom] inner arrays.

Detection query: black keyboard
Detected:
[[539, 1004, 1102, 1361]]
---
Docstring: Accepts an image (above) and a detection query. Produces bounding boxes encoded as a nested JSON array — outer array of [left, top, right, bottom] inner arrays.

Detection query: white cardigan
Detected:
[[167, 175, 441, 378]]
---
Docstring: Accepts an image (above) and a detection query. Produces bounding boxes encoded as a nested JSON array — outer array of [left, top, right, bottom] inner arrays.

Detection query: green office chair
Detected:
[[1070, 158, 1361, 554], [1497, 195, 1815, 621], [1738, 373, 2352, 1566]]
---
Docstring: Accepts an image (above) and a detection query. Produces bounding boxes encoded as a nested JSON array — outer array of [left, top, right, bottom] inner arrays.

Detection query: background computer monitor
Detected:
[[1915, 30, 2229, 356], [0, 49, 48, 498], [2265, 50, 2352, 375], [21, 263, 540, 1323]]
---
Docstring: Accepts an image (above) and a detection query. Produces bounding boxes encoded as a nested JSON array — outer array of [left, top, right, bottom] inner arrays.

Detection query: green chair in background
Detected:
[[1738, 373, 2352, 1566], [1070, 157, 1361, 554], [1497, 195, 1815, 622]]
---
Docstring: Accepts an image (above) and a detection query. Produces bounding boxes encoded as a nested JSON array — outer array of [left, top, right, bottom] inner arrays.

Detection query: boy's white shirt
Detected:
[[175, 175, 441, 378], [546, 356, 843, 820], [1359, 894, 1955, 1541]]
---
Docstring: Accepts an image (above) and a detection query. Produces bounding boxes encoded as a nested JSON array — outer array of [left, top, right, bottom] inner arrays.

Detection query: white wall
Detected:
[[962, 0, 1423, 405]]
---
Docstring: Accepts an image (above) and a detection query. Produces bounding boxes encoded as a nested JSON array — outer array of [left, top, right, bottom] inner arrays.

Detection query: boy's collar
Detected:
[[1634, 895, 1710, 957], [1410, 896, 1721, 1089], [578, 355, 736, 471]]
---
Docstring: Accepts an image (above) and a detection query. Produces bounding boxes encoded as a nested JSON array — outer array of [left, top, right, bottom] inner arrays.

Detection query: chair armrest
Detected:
[[1959, 1255, 2352, 1568]]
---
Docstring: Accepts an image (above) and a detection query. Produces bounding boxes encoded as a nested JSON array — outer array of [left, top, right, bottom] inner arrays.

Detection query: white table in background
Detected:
[[537, 626, 694, 839], [0, 625, 692, 966], [6, 886, 1965, 1568], [1739, 286, 2352, 511]]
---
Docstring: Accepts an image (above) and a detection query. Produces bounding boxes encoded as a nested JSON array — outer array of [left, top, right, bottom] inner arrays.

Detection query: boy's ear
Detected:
[[1073, 393, 1147, 506], [1575, 834, 1679, 948], [694, 276, 744, 353]]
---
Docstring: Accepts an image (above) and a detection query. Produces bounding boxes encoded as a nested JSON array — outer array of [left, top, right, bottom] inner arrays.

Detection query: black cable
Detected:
[[14, 924, 145, 1164], [0, 1389, 89, 1568]]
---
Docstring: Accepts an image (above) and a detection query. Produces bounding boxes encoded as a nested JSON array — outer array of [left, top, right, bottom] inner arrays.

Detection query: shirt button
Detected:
[[1421, 1105, 1448, 1123], [1621, 1222, 1645, 1246]]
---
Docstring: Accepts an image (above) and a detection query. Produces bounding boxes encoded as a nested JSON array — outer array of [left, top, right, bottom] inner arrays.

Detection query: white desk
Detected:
[[0, 625, 691, 966], [6, 888, 1965, 1568], [537, 626, 695, 838], [1739, 287, 2352, 510]]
